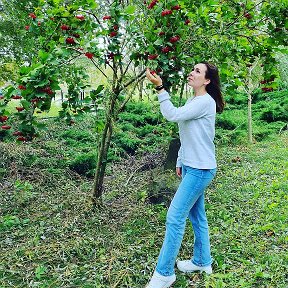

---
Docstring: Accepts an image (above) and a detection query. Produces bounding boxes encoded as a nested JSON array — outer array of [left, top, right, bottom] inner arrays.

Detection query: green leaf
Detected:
[[94, 85, 104, 94], [4, 86, 16, 98], [154, 39, 163, 46], [34, 122, 47, 130], [234, 79, 244, 86], [38, 50, 50, 62], [125, 5, 136, 14], [20, 100, 31, 110], [94, 120, 105, 133]]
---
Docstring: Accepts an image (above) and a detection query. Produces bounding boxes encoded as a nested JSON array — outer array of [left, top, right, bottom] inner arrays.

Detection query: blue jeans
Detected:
[[155, 165, 216, 276]]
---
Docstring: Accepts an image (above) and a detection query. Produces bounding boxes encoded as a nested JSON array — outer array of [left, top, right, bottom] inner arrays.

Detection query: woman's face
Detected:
[[187, 63, 210, 89]]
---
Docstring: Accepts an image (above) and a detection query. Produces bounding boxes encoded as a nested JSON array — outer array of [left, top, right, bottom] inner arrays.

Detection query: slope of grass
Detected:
[[0, 129, 287, 287]]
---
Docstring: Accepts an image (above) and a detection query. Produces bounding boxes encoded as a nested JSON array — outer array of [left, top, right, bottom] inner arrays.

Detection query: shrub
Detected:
[[259, 104, 288, 123], [225, 92, 246, 106], [68, 152, 97, 177], [252, 88, 288, 103], [216, 117, 238, 130], [253, 121, 286, 141], [113, 132, 142, 155], [60, 129, 92, 143], [118, 112, 145, 127]]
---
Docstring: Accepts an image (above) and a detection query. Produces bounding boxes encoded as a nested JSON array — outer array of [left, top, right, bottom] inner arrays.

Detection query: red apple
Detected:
[[1, 125, 11, 130]]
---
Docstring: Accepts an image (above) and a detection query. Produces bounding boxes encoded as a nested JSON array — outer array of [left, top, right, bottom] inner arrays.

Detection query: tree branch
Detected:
[[117, 74, 146, 114], [225, 0, 267, 30], [122, 69, 146, 89], [91, 58, 108, 78]]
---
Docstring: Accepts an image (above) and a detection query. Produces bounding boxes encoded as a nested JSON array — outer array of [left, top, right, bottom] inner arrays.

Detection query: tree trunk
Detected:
[[138, 79, 143, 101], [248, 93, 253, 143], [92, 122, 113, 206], [92, 91, 118, 205]]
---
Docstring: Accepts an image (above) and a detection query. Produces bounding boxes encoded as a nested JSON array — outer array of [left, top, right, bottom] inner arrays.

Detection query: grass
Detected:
[[0, 123, 287, 287]]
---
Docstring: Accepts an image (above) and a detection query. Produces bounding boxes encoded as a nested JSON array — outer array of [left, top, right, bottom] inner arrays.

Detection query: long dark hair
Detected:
[[202, 62, 225, 113]]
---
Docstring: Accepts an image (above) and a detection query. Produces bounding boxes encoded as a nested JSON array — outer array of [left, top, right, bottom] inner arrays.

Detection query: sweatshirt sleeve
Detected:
[[176, 146, 182, 168], [158, 91, 208, 122]]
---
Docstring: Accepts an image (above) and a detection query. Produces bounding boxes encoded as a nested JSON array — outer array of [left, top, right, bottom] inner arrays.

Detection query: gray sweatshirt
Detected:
[[158, 91, 217, 169]]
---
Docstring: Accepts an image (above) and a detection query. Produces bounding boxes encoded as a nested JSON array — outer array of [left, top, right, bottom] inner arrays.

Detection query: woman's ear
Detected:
[[205, 79, 211, 85]]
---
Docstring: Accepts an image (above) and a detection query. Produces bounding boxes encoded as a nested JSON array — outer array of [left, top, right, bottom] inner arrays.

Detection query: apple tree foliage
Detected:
[[0, 0, 287, 202]]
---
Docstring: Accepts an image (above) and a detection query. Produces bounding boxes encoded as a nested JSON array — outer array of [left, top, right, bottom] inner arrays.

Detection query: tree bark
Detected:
[[248, 93, 253, 143], [138, 79, 143, 101], [92, 90, 118, 205], [92, 122, 113, 206]]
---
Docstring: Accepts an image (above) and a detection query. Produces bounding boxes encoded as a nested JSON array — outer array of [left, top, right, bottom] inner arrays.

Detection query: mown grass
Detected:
[[0, 126, 287, 287]]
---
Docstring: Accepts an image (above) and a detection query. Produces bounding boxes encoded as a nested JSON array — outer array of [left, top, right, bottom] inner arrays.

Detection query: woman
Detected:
[[145, 62, 225, 288]]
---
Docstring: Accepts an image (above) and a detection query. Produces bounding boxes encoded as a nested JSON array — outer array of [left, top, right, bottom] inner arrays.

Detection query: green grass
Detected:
[[0, 127, 287, 287]]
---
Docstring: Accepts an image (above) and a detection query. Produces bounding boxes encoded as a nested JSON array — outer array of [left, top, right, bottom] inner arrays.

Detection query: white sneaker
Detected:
[[176, 260, 212, 274], [146, 271, 176, 288]]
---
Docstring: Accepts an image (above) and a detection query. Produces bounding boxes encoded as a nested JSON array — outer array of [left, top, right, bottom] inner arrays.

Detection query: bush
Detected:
[[225, 92, 246, 106], [60, 129, 92, 143], [216, 117, 238, 130], [215, 128, 248, 145], [216, 109, 247, 130], [253, 121, 286, 141], [259, 104, 288, 123], [252, 89, 288, 103], [113, 132, 142, 155], [118, 112, 145, 127], [68, 152, 97, 177]]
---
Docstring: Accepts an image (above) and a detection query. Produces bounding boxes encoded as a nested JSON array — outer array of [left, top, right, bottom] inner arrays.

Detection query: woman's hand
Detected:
[[146, 68, 162, 86], [176, 167, 182, 178]]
